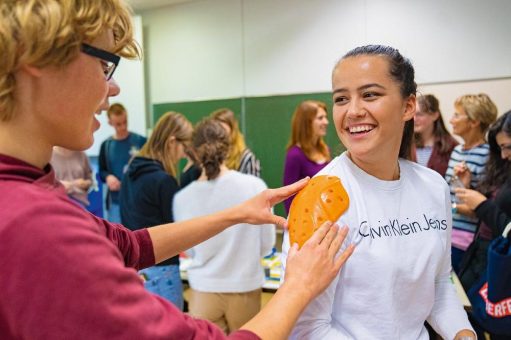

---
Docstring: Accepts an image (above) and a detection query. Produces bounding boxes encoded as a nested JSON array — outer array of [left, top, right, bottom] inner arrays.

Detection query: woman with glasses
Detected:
[[283, 45, 475, 340], [119, 111, 192, 310], [414, 94, 458, 177], [454, 111, 511, 339], [445, 94, 498, 273], [0, 1, 354, 339]]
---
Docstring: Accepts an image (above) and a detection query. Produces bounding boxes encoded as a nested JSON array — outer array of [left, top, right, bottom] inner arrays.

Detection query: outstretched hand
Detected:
[[284, 222, 354, 301], [237, 177, 309, 228]]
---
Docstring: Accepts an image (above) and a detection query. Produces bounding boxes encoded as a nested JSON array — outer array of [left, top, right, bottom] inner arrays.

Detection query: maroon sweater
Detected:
[[0, 154, 259, 340]]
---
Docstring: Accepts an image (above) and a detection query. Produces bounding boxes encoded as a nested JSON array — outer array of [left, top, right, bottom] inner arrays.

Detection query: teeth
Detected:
[[349, 125, 373, 133]]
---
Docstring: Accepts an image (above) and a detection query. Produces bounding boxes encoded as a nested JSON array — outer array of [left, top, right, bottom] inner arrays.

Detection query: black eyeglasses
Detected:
[[80, 43, 120, 81]]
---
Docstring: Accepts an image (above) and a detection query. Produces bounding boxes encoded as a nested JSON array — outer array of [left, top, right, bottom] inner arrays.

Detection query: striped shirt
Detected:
[[238, 148, 260, 178], [445, 143, 490, 250]]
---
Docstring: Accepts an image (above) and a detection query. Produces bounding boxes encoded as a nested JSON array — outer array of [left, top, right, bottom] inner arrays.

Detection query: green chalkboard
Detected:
[[153, 98, 242, 125], [152, 92, 346, 219]]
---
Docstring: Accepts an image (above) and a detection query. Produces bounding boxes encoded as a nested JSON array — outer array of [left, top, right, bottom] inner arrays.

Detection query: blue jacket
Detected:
[[120, 156, 179, 265]]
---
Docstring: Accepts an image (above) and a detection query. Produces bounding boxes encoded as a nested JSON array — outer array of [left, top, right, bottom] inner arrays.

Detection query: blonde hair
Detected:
[[455, 93, 498, 134], [211, 108, 246, 170], [0, 0, 140, 122], [138, 112, 192, 178], [287, 100, 331, 161]]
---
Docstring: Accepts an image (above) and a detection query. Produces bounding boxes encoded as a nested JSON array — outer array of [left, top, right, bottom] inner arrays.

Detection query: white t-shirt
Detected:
[[173, 170, 275, 293], [282, 152, 473, 340]]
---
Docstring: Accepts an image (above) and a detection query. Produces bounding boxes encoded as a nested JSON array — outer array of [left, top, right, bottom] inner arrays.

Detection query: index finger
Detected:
[[304, 221, 334, 246], [268, 177, 310, 206]]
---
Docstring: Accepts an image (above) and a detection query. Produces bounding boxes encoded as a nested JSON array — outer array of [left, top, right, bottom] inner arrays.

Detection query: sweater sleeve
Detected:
[[283, 147, 304, 214], [3, 200, 260, 340], [426, 185, 474, 338], [281, 231, 349, 340], [475, 183, 511, 237]]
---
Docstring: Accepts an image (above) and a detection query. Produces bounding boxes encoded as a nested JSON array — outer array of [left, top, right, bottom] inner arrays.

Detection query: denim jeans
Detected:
[[139, 265, 184, 310]]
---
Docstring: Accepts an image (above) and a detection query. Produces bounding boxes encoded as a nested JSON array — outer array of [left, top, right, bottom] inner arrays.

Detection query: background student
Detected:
[[282, 100, 331, 214], [455, 111, 511, 286], [413, 94, 458, 177], [99, 102, 146, 222], [120, 111, 193, 309], [0, 1, 354, 339], [454, 110, 511, 339], [174, 118, 275, 333], [212, 108, 261, 177], [182, 108, 262, 187], [445, 93, 498, 272], [51, 146, 93, 208], [283, 45, 475, 340]]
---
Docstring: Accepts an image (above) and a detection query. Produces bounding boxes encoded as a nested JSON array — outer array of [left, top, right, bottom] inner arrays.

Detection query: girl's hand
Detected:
[[453, 162, 471, 187], [283, 222, 354, 301], [454, 188, 487, 211]]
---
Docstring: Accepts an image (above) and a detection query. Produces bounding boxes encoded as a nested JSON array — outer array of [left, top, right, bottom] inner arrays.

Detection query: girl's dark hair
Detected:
[[193, 118, 230, 180], [342, 45, 417, 160], [477, 110, 511, 194], [415, 94, 455, 153]]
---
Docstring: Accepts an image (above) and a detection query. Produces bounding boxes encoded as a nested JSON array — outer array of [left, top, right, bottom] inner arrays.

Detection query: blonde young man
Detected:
[[0, 1, 353, 339]]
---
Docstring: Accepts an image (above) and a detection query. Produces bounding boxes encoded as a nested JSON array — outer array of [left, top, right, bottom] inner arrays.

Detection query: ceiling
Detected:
[[126, 0, 195, 11]]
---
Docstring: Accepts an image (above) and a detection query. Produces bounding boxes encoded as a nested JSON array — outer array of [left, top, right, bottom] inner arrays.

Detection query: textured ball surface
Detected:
[[288, 175, 349, 248]]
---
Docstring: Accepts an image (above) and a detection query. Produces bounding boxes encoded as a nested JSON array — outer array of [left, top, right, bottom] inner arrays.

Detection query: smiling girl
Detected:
[[283, 45, 474, 339]]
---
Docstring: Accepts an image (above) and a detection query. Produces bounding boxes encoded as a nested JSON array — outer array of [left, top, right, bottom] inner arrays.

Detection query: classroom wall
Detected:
[[140, 0, 511, 103], [140, 0, 511, 216]]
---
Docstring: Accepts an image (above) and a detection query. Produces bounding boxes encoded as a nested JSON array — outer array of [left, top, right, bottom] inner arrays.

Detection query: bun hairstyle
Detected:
[[210, 108, 246, 171], [193, 118, 230, 180]]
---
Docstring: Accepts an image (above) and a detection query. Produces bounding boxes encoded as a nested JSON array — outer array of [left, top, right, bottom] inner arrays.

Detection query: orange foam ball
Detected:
[[288, 175, 349, 248]]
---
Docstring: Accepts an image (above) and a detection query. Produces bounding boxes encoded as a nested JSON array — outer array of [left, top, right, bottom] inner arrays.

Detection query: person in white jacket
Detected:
[[173, 118, 275, 334], [282, 45, 476, 340]]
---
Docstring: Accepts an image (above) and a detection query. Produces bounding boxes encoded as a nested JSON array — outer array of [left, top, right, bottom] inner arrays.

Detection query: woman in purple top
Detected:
[[283, 100, 331, 213]]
